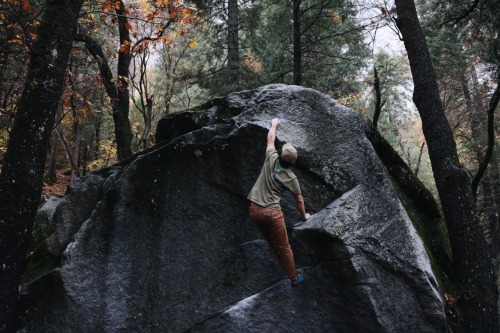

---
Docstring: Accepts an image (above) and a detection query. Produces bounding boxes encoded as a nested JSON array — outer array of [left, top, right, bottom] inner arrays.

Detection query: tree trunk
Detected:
[[372, 65, 383, 128], [94, 104, 102, 161], [469, 67, 500, 260], [414, 141, 425, 177], [164, 50, 173, 115], [55, 127, 80, 182], [292, 0, 301, 85], [0, 12, 14, 111], [463, 71, 487, 196], [394, 0, 499, 331], [45, 107, 63, 181], [70, 87, 82, 184], [464, 70, 499, 254], [74, 28, 132, 161], [76, 1, 133, 161], [114, 0, 133, 160], [227, 0, 239, 91], [487, 154, 500, 256], [143, 95, 153, 149], [0, 1, 84, 331], [471, 67, 499, 196], [45, 131, 59, 181]]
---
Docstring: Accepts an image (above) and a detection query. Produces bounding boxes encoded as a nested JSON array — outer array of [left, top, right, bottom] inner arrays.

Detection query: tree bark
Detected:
[[76, 0, 133, 161], [414, 141, 425, 177], [75, 28, 132, 161], [45, 131, 59, 181], [394, 0, 499, 331], [472, 68, 500, 196], [74, 34, 119, 103], [463, 69, 500, 258], [292, 0, 301, 85], [487, 154, 500, 256], [0, 1, 84, 331], [227, 0, 239, 91], [94, 110, 102, 161], [372, 66, 381, 127], [55, 127, 80, 182], [114, 0, 133, 160], [45, 107, 63, 181]]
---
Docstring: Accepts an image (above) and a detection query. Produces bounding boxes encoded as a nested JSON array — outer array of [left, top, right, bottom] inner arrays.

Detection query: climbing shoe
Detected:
[[291, 275, 304, 288]]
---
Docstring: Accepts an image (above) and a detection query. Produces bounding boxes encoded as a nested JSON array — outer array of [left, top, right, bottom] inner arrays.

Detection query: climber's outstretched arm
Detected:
[[267, 118, 280, 150]]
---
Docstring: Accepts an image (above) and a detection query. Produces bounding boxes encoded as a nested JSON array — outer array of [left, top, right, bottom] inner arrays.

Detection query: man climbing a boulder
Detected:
[[248, 118, 310, 287]]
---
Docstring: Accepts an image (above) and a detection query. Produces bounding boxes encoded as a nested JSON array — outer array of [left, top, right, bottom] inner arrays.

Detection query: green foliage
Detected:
[[183, 0, 370, 99], [417, 0, 499, 189], [354, 50, 437, 196]]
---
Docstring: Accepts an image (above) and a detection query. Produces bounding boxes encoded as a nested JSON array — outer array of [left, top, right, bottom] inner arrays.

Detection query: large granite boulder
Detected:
[[20, 84, 446, 332]]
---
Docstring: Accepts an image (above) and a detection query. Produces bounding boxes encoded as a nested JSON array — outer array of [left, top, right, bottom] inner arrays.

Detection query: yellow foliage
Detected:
[[242, 49, 263, 74], [332, 11, 342, 23], [337, 92, 362, 108]]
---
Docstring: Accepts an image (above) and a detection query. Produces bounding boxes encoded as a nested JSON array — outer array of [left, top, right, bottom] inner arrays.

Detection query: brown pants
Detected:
[[249, 202, 297, 279]]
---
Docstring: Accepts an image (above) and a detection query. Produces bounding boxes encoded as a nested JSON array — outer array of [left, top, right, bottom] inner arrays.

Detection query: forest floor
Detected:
[[42, 169, 70, 198]]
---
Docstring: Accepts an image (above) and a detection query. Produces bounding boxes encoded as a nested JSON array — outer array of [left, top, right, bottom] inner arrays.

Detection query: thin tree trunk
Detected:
[[114, 0, 133, 160], [163, 47, 175, 114], [487, 153, 500, 256], [0, 13, 13, 112], [75, 29, 132, 161], [394, 0, 499, 331], [45, 107, 64, 181], [464, 71, 498, 250], [94, 106, 102, 161], [46, 131, 59, 181], [292, 0, 301, 85], [472, 68, 500, 196], [463, 71, 486, 195], [143, 95, 153, 149], [55, 127, 80, 181], [71, 110, 82, 183], [0, 1, 84, 331], [227, 0, 239, 91], [82, 144, 89, 176], [414, 141, 425, 178], [372, 65, 385, 128]]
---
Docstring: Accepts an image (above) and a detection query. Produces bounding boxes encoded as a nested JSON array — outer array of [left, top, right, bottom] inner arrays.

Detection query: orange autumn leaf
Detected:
[[80, 108, 87, 120], [332, 11, 342, 23], [101, 1, 112, 10], [119, 44, 130, 53], [20, 0, 31, 11]]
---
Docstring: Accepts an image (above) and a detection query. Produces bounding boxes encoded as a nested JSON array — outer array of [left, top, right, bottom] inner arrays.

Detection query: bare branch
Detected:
[[440, 0, 480, 27], [472, 67, 500, 196]]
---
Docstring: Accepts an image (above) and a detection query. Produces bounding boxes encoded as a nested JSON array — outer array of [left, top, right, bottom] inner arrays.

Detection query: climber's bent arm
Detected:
[[295, 193, 310, 221]]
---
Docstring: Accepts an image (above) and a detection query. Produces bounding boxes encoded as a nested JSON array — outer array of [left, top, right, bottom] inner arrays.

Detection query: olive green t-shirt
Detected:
[[248, 148, 301, 210]]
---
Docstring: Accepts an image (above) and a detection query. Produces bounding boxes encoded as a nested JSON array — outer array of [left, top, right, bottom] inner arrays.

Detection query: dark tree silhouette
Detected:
[[0, 1, 84, 331], [394, 0, 499, 331]]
